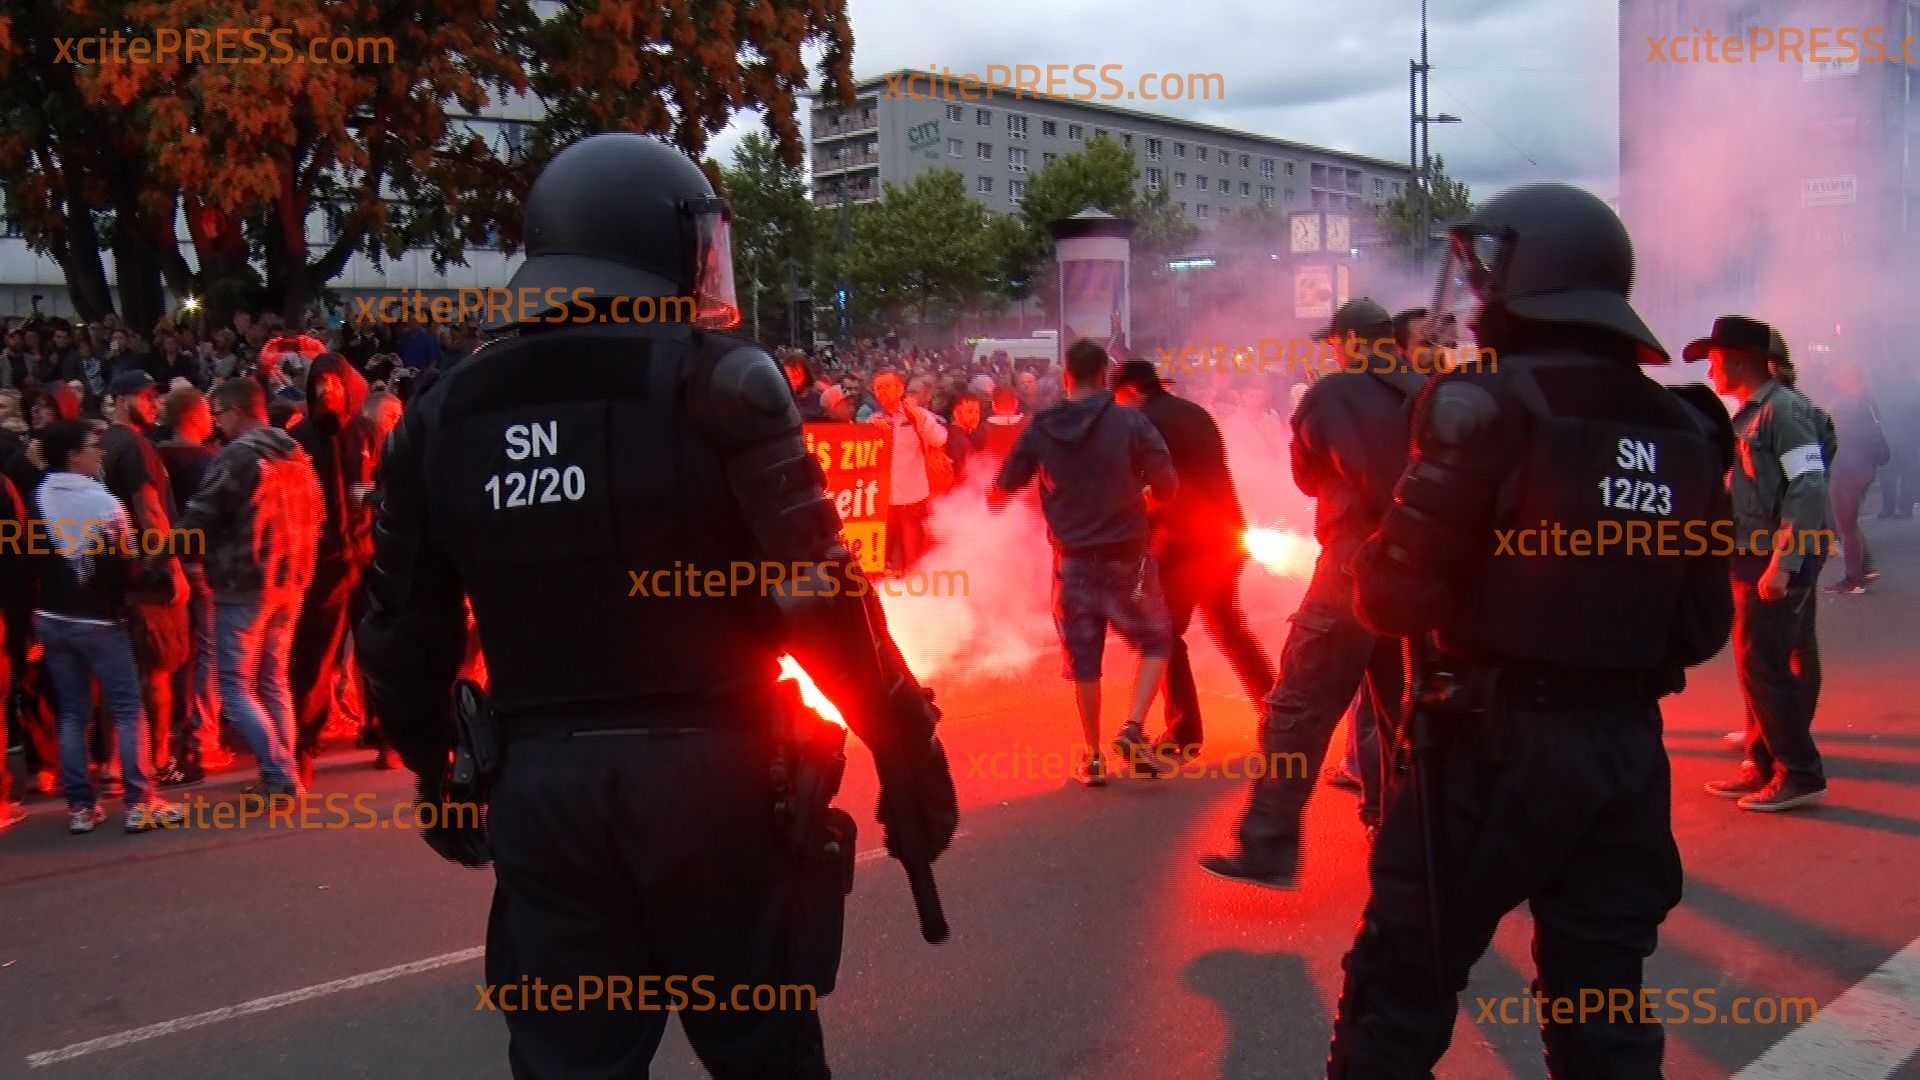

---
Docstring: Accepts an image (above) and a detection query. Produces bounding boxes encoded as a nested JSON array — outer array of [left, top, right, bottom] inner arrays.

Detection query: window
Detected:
[[862, 106, 875, 125], [1286, 187, 1296, 201], [1094, 127, 1108, 140], [1286, 161, 1296, 176], [1042, 120, 1057, 137], [1374, 178, 1386, 195], [1174, 142, 1186, 159], [1195, 174, 1206, 190], [978, 176, 994, 194], [1146, 138, 1162, 160], [1217, 149, 1229, 165], [1392, 181, 1402, 196], [1217, 178, 1228, 193], [1146, 167, 1163, 190], [1174, 171, 1186, 188], [1261, 158, 1275, 180], [1043, 152, 1058, 166], [1010, 179, 1027, 204], [1007, 114, 1029, 139], [1068, 124, 1084, 140], [1120, 132, 1133, 149], [977, 142, 993, 160], [948, 138, 962, 157], [1240, 181, 1250, 196], [1261, 184, 1275, 204], [1009, 147, 1028, 172], [1239, 153, 1250, 169], [1197, 204, 1210, 219], [976, 108, 991, 125], [947, 104, 964, 122], [1195, 143, 1206, 159]]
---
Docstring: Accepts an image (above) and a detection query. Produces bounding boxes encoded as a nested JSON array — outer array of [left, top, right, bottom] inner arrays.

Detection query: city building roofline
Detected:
[[826, 68, 1411, 175]]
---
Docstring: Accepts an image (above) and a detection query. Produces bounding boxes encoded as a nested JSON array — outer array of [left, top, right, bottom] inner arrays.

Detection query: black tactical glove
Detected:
[[877, 735, 959, 863], [415, 774, 491, 868]]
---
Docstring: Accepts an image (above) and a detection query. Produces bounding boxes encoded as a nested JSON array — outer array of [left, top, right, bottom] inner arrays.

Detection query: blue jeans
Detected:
[[170, 565, 219, 763], [37, 614, 151, 810], [216, 593, 300, 788]]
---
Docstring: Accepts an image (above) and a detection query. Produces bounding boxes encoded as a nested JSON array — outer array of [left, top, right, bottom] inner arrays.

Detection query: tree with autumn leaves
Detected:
[[0, 0, 853, 333]]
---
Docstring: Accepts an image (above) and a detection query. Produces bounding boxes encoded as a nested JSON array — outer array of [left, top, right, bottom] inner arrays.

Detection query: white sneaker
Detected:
[[69, 805, 107, 834], [125, 800, 187, 834]]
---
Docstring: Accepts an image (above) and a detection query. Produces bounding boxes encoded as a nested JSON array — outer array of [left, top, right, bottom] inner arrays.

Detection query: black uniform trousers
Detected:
[[1236, 551, 1403, 868], [1157, 542, 1276, 750], [486, 723, 829, 1080], [1327, 685, 1684, 1079]]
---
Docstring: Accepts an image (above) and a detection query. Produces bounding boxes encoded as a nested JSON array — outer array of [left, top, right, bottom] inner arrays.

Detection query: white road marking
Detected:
[[25, 836, 956, 1068], [1733, 934, 1920, 1079]]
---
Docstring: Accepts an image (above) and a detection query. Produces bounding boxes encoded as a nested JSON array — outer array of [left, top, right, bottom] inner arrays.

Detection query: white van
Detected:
[[970, 332, 1057, 372]]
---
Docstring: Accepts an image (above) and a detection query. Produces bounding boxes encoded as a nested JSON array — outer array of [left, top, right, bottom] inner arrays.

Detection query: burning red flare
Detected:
[[778, 655, 847, 728], [1243, 525, 1319, 580]]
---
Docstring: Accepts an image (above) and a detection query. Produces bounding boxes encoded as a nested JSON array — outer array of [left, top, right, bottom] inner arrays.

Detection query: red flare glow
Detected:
[[1243, 525, 1319, 580], [778, 654, 847, 728]]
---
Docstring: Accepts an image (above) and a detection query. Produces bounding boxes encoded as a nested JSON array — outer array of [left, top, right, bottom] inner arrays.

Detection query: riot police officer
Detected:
[[1327, 184, 1735, 1077], [357, 133, 959, 1079]]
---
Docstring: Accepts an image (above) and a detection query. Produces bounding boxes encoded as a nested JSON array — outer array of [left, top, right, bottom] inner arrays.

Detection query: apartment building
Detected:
[[810, 69, 1412, 229]]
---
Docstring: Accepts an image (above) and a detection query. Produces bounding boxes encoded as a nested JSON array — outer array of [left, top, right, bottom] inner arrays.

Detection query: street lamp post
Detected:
[[1409, 0, 1462, 269]]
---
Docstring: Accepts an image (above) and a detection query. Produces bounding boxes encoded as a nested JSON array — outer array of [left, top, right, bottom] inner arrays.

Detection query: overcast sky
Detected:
[[705, 0, 1620, 202]]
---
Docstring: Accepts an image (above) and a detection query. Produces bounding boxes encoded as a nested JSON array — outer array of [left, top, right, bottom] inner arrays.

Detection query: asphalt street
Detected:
[[3, 516, 1918, 1079]]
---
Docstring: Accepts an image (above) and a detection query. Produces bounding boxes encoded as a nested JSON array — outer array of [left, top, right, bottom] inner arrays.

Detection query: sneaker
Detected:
[[125, 801, 187, 833], [68, 805, 107, 834], [154, 760, 205, 788], [1112, 727, 1168, 779], [0, 802, 27, 832], [1199, 851, 1299, 890], [1705, 764, 1770, 799], [1824, 578, 1867, 596], [1323, 764, 1363, 791], [33, 769, 56, 796], [1072, 754, 1108, 788], [1738, 776, 1828, 812], [199, 746, 236, 770]]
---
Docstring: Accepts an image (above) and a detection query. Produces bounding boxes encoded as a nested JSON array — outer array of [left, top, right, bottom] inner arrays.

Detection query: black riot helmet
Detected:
[[1429, 183, 1667, 364], [503, 133, 739, 330]]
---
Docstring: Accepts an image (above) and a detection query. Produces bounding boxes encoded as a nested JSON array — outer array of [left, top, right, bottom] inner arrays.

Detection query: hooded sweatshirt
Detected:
[[179, 425, 323, 599], [996, 390, 1178, 556], [32, 471, 141, 623], [290, 352, 375, 568]]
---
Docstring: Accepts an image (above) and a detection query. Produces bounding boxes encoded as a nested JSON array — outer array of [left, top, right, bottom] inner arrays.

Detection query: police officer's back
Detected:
[[357, 134, 958, 1080], [1329, 184, 1735, 1078]]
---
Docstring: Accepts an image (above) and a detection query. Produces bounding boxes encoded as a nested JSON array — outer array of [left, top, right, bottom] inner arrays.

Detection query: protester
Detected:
[[991, 339, 1178, 785], [288, 354, 375, 786], [866, 369, 947, 571], [157, 387, 230, 773], [31, 420, 186, 833], [1112, 359, 1275, 759], [1820, 362, 1889, 594], [178, 379, 324, 798], [1692, 317, 1831, 811]]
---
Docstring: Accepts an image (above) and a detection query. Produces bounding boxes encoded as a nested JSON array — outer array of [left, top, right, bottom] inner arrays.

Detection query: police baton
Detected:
[[1402, 634, 1449, 1000]]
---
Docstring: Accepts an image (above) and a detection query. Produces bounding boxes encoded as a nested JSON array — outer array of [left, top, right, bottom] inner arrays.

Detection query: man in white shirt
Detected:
[[867, 369, 947, 572]]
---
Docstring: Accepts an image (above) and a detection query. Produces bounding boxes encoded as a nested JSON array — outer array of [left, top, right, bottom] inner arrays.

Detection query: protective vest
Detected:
[[423, 323, 787, 715], [1436, 351, 1723, 672]]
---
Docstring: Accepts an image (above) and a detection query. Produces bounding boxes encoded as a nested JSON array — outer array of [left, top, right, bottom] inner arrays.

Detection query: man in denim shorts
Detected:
[[992, 340, 1179, 785]]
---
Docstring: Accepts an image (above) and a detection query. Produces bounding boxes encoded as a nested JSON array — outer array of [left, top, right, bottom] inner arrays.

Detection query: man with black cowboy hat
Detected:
[[1200, 297, 1426, 888], [1111, 357, 1274, 760], [1688, 315, 1832, 812]]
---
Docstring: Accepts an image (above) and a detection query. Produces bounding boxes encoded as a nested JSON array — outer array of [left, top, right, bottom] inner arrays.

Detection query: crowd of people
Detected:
[[0, 306, 418, 833]]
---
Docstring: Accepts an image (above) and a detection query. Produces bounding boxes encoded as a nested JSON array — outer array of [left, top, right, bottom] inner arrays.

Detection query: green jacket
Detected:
[[1729, 379, 1831, 573]]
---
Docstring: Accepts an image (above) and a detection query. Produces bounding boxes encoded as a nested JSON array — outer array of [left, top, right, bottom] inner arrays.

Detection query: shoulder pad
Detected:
[[1668, 383, 1734, 458], [710, 346, 798, 420], [1418, 377, 1503, 448]]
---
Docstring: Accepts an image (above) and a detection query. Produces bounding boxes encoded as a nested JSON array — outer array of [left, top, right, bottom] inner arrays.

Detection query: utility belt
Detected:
[[1419, 658, 1676, 717], [499, 691, 788, 743]]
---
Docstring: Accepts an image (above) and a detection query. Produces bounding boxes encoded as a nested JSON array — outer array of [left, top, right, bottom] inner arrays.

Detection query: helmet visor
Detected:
[[686, 198, 740, 330]]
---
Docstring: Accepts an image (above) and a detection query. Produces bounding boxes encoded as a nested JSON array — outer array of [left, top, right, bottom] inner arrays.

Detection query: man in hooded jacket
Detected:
[[287, 352, 375, 785]]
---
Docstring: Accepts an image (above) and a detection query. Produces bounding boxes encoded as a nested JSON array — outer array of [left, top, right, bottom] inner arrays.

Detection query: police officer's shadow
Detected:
[[1182, 949, 1328, 1079]]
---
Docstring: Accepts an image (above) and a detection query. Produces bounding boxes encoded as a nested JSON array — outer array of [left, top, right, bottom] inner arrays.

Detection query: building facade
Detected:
[[1619, 0, 1919, 359], [810, 69, 1413, 230]]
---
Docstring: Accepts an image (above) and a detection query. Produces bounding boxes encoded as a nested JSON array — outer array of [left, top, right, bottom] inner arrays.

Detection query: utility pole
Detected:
[[1408, 0, 1461, 271]]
